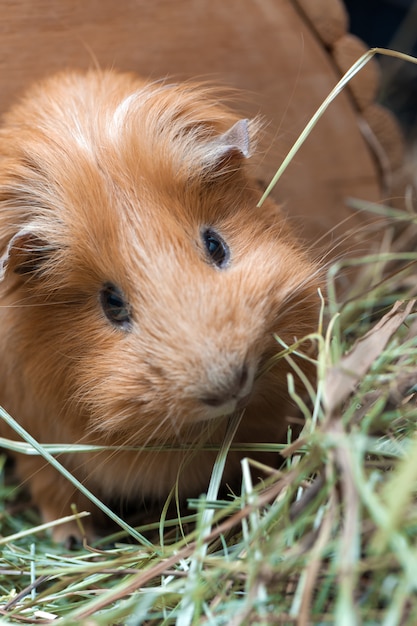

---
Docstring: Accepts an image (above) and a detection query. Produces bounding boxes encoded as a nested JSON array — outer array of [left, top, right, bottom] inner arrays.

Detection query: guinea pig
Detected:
[[0, 70, 321, 542]]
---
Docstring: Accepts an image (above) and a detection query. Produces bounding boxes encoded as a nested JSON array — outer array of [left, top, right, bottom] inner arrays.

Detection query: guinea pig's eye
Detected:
[[99, 283, 132, 329], [202, 228, 230, 268]]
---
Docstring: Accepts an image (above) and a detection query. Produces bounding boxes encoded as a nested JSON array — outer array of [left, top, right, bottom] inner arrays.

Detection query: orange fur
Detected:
[[0, 70, 321, 541]]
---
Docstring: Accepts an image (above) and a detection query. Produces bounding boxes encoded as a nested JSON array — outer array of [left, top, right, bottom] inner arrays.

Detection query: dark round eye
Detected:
[[202, 228, 230, 268], [99, 283, 132, 329]]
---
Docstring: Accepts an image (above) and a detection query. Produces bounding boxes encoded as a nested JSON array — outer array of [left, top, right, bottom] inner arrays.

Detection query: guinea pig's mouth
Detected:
[[197, 391, 253, 423], [194, 361, 256, 422]]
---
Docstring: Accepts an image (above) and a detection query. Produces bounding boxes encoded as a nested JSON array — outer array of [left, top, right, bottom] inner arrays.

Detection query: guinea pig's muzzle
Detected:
[[198, 361, 254, 420]]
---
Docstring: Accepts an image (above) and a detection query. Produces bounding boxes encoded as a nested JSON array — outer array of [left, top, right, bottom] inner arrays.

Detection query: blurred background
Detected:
[[346, 0, 417, 135]]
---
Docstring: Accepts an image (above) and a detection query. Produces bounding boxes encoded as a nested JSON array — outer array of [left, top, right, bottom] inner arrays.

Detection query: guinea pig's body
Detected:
[[0, 70, 320, 541]]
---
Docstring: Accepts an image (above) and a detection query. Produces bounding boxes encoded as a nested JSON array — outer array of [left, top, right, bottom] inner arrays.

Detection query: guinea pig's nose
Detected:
[[200, 363, 251, 408]]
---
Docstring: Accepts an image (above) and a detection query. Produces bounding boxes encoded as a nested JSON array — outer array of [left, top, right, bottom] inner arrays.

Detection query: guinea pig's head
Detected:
[[0, 71, 321, 446]]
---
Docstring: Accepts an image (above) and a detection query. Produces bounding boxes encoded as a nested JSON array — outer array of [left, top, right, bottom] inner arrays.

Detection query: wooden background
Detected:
[[0, 0, 400, 257]]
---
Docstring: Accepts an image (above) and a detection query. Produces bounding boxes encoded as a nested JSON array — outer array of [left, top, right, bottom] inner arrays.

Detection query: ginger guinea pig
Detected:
[[0, 70, 320, 542]]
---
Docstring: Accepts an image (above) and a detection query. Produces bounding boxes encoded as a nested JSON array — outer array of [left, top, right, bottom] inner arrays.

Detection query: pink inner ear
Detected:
[[204, 119, 251, 172], [0, 229, 49, 280], [218, 119, 250, 158]]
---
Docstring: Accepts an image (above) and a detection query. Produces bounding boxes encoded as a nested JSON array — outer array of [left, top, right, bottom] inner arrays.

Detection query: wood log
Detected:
[[294, 0, 348, 46], [332, 33, 380, 111], [0, 0, 405, 260]]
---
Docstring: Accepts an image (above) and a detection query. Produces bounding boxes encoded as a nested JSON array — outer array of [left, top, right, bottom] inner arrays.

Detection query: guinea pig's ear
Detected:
[[0, 229, 52, 281], [202, 118, 252, 173]]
